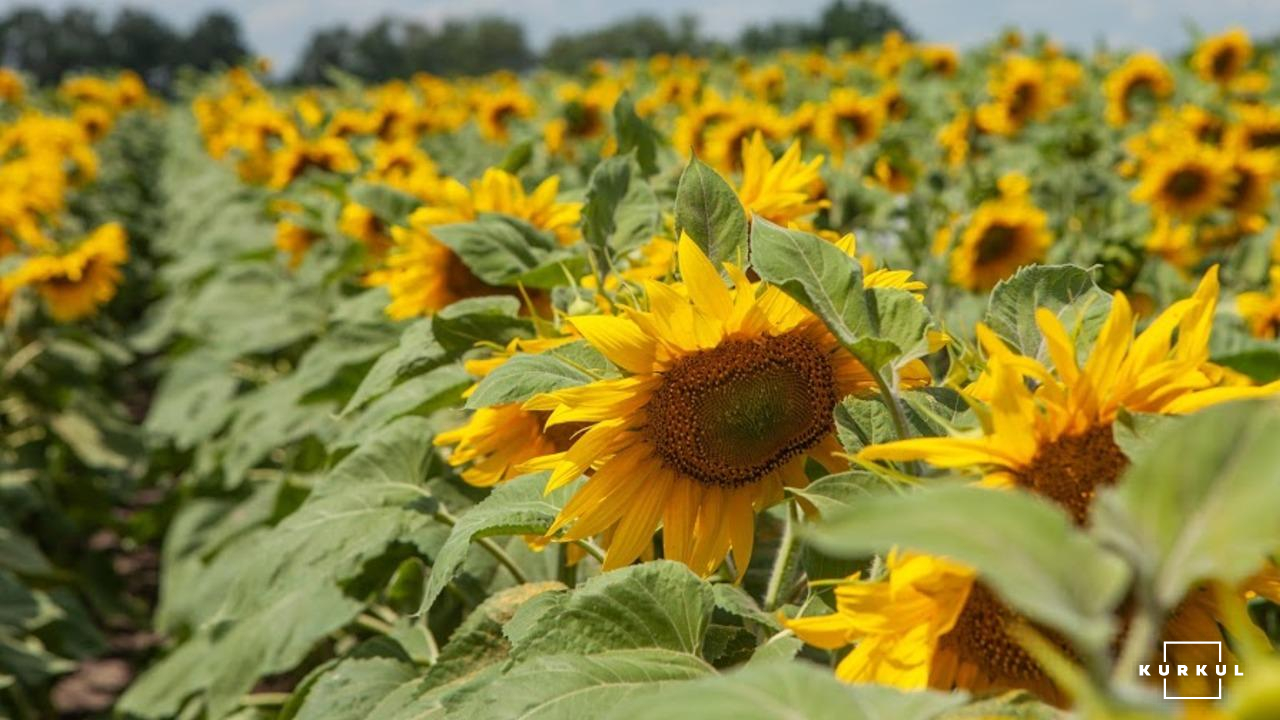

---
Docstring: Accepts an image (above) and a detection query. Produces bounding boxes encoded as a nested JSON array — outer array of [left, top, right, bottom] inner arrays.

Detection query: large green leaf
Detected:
[[604, 660, 967, 720], [674, 157, 747, 266], [508, 561, 716, 660], [983, 264, 1110, 357], [419, 473, 571, 615], [431, 296, 532, 355], [750, 219, 868, 345], [452, 649, 712, 720], [349, 181, 422, 226], [465, 341, 616, 409], [806, 485, 1130, 655], [343, 319, 448, 414], [581, 156, 660, 262], [1093, 399, 1280, 609], [613, 93, 662, 176], [287, 639, 417, 720], [432, 215, 560, 285]]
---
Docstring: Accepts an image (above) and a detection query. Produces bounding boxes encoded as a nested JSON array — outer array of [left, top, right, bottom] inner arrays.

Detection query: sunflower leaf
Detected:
[[805, 484, 1130, 655], [675, 158, 748, 267], [614, 92, 662, 176], [432, 214, 560, 285], [507, 560, 716, 660], [750, 218, 869, 344], [419, 473, 573, 615], [582, 155, 660, 264], [348, 181, 422, 226], [984, 264, 1109, 358], [1092, 399, 1280, 610], [466, 342, 614, 409], [603, 659, 967, 720]]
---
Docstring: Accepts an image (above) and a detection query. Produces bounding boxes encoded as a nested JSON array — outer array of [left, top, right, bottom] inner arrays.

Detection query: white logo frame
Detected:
[[1162, 640, 1223, 700]]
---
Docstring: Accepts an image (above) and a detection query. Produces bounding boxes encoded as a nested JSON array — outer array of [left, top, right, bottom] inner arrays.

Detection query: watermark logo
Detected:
[[1136, 641, 1244, 700]]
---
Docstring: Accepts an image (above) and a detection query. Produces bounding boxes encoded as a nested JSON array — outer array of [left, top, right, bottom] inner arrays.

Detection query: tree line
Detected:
[[0, 1, 912, 88]]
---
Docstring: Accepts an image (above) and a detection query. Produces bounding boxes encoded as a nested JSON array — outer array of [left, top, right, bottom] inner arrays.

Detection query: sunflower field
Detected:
[[6, 24, 1280, 720]]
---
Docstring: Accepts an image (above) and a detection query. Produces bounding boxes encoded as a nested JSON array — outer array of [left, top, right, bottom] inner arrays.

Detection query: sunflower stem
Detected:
[[764, 500, 801, 611], [1112, 581, 1160, 685], [870, 367, 912, 441]]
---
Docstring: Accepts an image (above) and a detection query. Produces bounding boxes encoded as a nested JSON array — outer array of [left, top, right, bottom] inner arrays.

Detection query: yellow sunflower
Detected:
[[1228, 104, 1280, 154], [918, 45, 959, 77], [368, 169, 581, 318], [338, 203, 392, 257], [1223, 150, 1274, 216], [474, 88, 535, 143], [860, 267, 1280, 522], [785, 551, 1280, 705], [1192, 28, 1252, 85], [735, 132, 829, 227], [274, 219, 318, 268], [268, 136, 360, 189], [4, 223, 128, 322], [974, 56, 1053, 136], [1237, 266, 1280, 339], [1132, 146, 1231, 220], [702, 105, 789, 173], [1103, 53, 1174, 126], [936, 110, 972, 169], [436, 336, 580, 487], [815, 89, 884, 160], [519, 235, 930, 576], [948, 196, 1051, 292]]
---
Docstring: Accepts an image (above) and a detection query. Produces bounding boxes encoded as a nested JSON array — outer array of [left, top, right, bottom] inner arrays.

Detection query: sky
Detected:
[[11, 0, 1280, 73]]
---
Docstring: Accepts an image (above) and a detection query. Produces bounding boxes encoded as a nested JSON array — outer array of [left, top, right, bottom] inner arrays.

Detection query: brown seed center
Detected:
[[644, 332, 837, 488], [1012, 423, 1129, 524]]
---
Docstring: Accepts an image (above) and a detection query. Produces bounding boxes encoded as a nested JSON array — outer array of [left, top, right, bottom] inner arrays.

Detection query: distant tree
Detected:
[[185, 11, 249, 71], [105, 8, 180, 84], [0, 8, 59, 84], [737, 0, 912, 53], [542, 14, 707, 71], [291, 25, 359, 84]]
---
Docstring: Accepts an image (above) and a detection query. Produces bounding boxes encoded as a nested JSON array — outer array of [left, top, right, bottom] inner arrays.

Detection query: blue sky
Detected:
[[12, 0, 1280, 72]]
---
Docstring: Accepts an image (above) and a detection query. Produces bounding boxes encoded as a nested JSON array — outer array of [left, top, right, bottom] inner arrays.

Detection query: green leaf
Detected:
[[431, 296, 532, 355], [334, 365, 470, 450], [788, 471, 886, 517], [432, 215, 560, 285], [850, 288, 934, 371], [0, 571, 42, 629], [349, 181, 422, 226], [613, 93, 661, 176], [0, 519, 53, 576], [344, 319, 448, 414], [1093, 399, 1280, 610], [453, 649, 711, 720], [465, 342, 613, 409], [1210, 322, 1280, 383], [204, 417, 449, 717], [419, 473, 571, 614], [604, 660, 967, 720], [984, 264, 1110, 357], [508, 560, 715, 660], [288, 639, 417, 720], [499, 140, 534, 174], [750, 219, 868, 348], [675, 158, 747, 266], [806, 485, 1130, 655], [582, 156, 660, 262]]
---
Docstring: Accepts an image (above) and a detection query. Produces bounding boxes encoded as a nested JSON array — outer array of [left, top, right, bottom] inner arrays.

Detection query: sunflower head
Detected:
[[1132, 146, 1231, 219], [4, 223, 128, 322], [816, 90, 884, 158], [1103, 53, 1174, 126], [1193, 28, 1252, 84], [520, 234, 916, 576], [949, 198, 1052, 291], [736, 132, 829, 227]]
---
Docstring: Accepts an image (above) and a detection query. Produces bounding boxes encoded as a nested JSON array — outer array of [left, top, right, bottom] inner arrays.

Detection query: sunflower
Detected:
[[936, 110, 973, 168], [918, 45, 959, 77], [4, 223, 128, 322], [784, 551, 1064, 702], [736, 132, 829, 227], [1192, 29, 1252, 85], [1103, 53, 1174, 126], [1132, 146, 1231, 220], [338, 203, 391, 257], [859, 267, 1280, 523], [268, 136, 360, 189], [435, 337, 580, 487], [975, 56, 1053, 136], [785, 551, 1280, 705], [0, 68, 25, 104], [367, 169, 581, 318], [1144, 216, 1200, 269], [815, 90, 884, 160], [474, 88, 535, 143], [948, 196, 1051, 292], [1228, 104, 1280, 154], [1237, 266, 1280, 339], [274, 219, 318, 268], [702, 105, 789, 173], [519, 235, 930, 576], [1223, 150, 1274, 216]]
